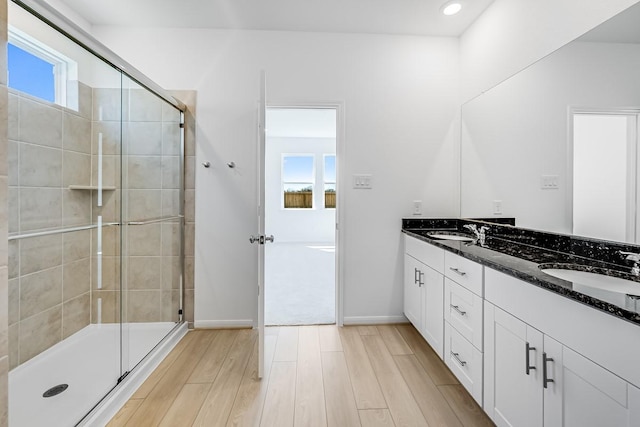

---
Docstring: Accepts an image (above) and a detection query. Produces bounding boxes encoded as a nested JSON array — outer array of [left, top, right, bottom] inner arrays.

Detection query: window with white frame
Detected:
[[7, 27, 77, 109], [282, 155, 315, 209], [324, 155, 336, 208]]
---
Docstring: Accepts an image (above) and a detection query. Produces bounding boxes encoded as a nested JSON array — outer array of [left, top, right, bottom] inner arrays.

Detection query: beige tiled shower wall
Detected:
[[7, 83, 189, 370], [0, 0, 9, 423], [7, 82, 94, 370], [170, 90, 196, 328]]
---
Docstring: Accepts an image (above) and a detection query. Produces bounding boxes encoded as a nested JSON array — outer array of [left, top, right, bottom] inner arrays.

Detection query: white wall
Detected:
[[460, 0, 640, 101], [265, 137, 336, 243], [90, 27, 461, 325]]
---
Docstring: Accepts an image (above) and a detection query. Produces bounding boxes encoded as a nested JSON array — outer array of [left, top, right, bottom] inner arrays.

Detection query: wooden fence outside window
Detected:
[[284, 191, 336, 208]]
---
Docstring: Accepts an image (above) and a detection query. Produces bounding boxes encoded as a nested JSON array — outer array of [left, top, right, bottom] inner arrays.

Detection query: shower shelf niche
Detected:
[[68, 185, 117, 191]]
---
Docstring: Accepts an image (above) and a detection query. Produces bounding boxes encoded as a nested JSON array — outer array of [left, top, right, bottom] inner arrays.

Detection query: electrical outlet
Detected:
[[413, 200, 422, 216], [493, 200, 502, 215]]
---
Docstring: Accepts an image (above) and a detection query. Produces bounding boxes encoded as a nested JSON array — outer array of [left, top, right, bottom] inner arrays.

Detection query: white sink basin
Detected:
[[427, 232, 475, 242], [540, 267, 640, 295]]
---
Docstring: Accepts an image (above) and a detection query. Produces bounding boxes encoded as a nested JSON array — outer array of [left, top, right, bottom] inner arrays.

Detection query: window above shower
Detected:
[[8, 26, 78, 108], [7, 25, 79, 110]]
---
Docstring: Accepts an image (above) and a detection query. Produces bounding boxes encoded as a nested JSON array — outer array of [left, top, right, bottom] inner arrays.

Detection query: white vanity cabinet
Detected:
[[403, 235, 444, 357], [484, 269, 640, 427], [443, 251, 484, 404]]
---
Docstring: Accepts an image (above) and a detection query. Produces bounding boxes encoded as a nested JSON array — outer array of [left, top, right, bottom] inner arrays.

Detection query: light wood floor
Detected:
[[107, 324, 494, 427]]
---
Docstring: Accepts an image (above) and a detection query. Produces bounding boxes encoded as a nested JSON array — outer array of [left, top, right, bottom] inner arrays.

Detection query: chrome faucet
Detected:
[[620, 251, 640, 276], [463, 224, 489, 245]]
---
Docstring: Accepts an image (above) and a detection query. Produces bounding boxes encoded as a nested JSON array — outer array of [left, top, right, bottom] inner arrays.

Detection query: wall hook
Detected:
[[227, 162, 236, 169], [202, 161, 211, 168]]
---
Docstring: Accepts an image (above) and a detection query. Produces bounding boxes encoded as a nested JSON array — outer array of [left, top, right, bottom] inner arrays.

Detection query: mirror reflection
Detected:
[[460, 2, 640, 243]]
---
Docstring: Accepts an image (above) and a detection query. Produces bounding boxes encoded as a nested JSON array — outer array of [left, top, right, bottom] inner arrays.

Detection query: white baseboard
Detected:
[[194, 319, 254, 329], [343, 315, 409, 325]]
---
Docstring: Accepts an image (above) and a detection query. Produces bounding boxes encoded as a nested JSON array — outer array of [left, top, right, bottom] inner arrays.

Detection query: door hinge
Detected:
[[178, 309, 183, 315], [179, 123, 184, 128]]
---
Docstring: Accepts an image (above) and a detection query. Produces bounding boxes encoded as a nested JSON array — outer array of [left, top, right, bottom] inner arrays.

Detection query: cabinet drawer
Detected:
[[444, 278, 483, 350], [444, 322, 483, 405], [444, 252, 483, 295], [405, 235, 444, 273]]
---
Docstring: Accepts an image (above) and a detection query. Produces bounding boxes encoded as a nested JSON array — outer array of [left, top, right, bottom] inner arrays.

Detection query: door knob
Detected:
[[249, 234, 275, 244]]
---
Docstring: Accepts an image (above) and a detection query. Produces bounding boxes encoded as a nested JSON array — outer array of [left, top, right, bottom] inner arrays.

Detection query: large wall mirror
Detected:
[[460, 1, 640, 244]]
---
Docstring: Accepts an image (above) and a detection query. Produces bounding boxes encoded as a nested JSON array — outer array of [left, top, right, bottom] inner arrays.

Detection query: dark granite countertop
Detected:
[[402, 219, 640, 326]]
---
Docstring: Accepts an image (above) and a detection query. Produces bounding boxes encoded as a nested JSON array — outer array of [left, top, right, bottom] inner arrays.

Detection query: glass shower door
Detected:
[[7, 3, 125, 423], [121, 76, 184, 373]]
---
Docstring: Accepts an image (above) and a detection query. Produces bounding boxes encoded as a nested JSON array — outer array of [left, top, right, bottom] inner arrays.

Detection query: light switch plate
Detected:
[[541, 175, 559, 189], [353, 174, 372, 189]]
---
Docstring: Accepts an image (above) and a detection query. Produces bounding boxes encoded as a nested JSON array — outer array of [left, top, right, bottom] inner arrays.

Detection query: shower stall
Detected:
[[7, 1, 188, 425]]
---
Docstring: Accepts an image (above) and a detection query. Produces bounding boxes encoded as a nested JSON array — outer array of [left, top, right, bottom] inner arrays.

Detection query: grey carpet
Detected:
[[265, 242, 336, 326]]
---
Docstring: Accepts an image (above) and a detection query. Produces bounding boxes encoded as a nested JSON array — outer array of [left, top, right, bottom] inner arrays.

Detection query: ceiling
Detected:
[[54, 0, 495, 37]]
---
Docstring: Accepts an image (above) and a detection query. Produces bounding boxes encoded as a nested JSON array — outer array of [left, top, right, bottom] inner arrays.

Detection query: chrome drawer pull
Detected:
[[449, 267, 466, 276], [451, 351, 467, 366], [451, 305, 467, 316], [414, 268, 419, 284], [543, 352, 554, 389], [525, 342, 536, 375]]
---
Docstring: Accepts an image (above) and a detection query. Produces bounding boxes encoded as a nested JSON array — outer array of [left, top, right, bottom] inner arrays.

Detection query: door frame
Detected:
[[264, 101, 346, 326]]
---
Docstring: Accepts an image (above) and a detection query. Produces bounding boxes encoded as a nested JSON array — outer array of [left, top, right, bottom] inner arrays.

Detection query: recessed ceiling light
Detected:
[[441, 1, 463, 16]]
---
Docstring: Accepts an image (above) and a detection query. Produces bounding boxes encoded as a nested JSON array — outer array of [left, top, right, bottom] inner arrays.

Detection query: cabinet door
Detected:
[[422, 265, 444, 358], [484, 302, 543, 427], [544, 337, 640, 427], [404, 255, 423, 331]]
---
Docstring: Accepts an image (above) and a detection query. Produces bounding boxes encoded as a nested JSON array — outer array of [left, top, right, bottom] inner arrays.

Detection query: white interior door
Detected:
[[572, 111, 639, 243], [257, 70, 267, 378]]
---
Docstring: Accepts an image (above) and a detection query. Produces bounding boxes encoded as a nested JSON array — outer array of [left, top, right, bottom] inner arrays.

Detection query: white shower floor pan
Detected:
[[9, 322, 185, 427]]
